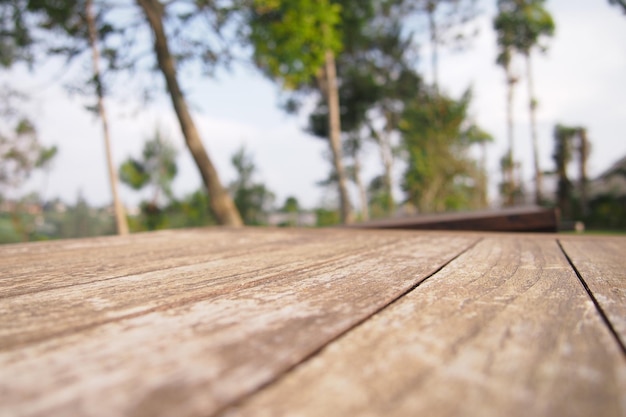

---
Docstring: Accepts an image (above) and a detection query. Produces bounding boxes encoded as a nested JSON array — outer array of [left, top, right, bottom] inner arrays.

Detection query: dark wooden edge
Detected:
[[343, 207, 559, 233]]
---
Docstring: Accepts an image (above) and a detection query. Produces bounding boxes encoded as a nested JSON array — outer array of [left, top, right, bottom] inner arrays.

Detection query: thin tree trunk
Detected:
[[525, 52, 542, 205], [136, 0, 242, 226], [578, 128, 589, 217], [480, 141, 488, 207], [504, 60, 516, 206], [427, 1, 439, 94], [86, 0, 129, 235], [322, 49, 353, 224]]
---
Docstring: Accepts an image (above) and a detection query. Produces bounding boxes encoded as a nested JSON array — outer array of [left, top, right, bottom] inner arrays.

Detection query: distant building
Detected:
[[589, 155, 626, 199]]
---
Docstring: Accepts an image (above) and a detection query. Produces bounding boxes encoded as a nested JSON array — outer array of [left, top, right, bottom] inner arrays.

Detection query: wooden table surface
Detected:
[[1, 228, 625, 417]]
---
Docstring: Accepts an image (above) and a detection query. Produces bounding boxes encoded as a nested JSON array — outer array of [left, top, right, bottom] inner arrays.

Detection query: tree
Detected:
[[497, 0, 554, 205], [552, 124, 576, 220], [119, 129, 178, 231], [85, 0, 128, 235], [120, 129, 178, 206], [0, 0, 34, 67], [0, 94, 57, 196], [0, 115, 58, 241], [135, 0, 243, 226], [229, 146, 275, 225], [494, 4, 519, 206], [247, 0, 353, 223], [18, 0, 243, 226], [307, 0, 422, 218], [552, 124, 591, 220], [401, 89, 491, 213]]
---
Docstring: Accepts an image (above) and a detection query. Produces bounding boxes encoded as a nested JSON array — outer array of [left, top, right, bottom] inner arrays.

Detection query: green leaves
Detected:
[[494, 0, 555, 59], [119, 158, 149, 191], [401, 89, 486, 212], [229, 146, 275, 225], [118, 129, 178, 203], [248, 0, 343, 89]]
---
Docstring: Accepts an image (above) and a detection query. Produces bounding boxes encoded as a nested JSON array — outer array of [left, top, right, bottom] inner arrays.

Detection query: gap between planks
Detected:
[[557, 239, 626, 356], [211, 237, 482, 417]]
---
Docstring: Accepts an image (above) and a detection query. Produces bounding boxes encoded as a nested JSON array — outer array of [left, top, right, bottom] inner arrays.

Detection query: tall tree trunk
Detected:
[[136, 0, 242, 226], [86, 0, 129, 235], [479, 141, 488, 208], [578, 128, 589, 217], [427, 1, 439, 94], [504, 59, 516, 206], [525, 52, 542, 205], [321, 49, 353, 224]]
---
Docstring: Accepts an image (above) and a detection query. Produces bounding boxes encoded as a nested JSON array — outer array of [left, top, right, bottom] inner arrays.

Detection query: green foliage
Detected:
[[229, 146, 275, 225], [119, 159, 149, 191], [553, 124, 583, 220], [282, 196, 299, 213], [401, 89, 491, 213], [248, 0, 343, 89], [367, 175, 393, 219], [119, 129, 178, 205], [0, 0, 34, 67], [0, 115, 56, 194], [315, 207, 340, 226], [586, 195, 626, 230], [494, 0, 555, 57], [126, 189, 217, 233]]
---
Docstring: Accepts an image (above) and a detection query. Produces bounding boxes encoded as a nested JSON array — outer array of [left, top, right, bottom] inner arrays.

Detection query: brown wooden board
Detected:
[[345, 206, 559, 233], [0, 229, 419, 349], [0, 229, 477, 416], [559, 236, 626, 349], [0, 228, 329, 298], [224, 237, 626, 417]]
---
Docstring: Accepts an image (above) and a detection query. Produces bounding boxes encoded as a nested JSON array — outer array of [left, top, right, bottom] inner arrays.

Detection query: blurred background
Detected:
[[1, 0, 625, 242]]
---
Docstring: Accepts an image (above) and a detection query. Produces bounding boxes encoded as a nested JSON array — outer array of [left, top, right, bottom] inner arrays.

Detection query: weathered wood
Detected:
[[346, 206, 559, 233], [0, 229, 421, 349], [0, 230, 477, 416], [225, 237, 626, 417], [559, 236, 626, 349], [0, 228, 314, 298]]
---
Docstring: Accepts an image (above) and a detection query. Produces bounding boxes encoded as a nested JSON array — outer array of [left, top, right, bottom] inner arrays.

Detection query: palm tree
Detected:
[[494, 8, 519, 206], [499, 0, 554, 205]]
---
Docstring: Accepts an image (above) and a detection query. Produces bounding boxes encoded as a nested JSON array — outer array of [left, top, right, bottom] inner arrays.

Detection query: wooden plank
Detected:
[[346, 206, 559, 233], [0, 230, 477, 416], [559, 236, 626, 348], [224, 237, 626, 417], [0, 228, 323, 298], [0, 229, 418, 349]]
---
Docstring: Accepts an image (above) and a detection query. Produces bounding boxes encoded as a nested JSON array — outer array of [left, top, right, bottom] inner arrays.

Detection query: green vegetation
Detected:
[[1, 0, 624, 243]]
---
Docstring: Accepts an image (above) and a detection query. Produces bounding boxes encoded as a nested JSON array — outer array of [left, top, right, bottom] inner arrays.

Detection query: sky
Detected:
[[3, 0, 626, 211]]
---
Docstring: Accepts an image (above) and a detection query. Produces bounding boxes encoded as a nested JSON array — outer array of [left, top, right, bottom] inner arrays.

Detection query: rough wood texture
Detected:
[[225, 237, 626, 417], [0, 229, 476, 416], [559, 236, 626, 348]]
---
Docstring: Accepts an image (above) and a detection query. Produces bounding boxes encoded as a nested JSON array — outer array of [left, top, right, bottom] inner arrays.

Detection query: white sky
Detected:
[[3, 0, 626, 210]]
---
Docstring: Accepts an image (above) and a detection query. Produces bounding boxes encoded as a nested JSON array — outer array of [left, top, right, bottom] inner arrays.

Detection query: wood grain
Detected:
[[0, 228, 335, 298], [559, 236, 626, 348], [224, 237, 626, 417], [0, 230, 477, 417], [0, 229, 424, 349]]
